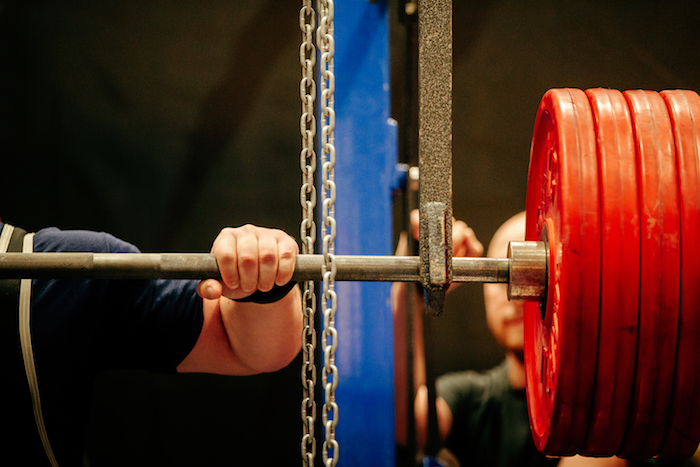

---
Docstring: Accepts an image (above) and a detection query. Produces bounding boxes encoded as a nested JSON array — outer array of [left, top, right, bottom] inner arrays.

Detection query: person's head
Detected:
[[483, 211, 526, 354]]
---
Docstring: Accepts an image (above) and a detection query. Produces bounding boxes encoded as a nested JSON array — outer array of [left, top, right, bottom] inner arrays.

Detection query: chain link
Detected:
[[299, 2, 318, 466], [299, 1, 337, 464], [317, 0, 338, 466]]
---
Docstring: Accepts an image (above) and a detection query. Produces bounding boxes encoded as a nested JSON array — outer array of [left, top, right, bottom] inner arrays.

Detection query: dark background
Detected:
[[2, 1, 700, 465]]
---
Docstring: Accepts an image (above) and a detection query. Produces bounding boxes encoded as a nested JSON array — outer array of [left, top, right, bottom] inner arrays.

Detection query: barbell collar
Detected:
[[507, 241, 548, 301]]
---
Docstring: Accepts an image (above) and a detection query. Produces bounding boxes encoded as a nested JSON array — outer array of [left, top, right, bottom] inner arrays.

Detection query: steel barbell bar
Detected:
[[0, 241, 545, 298]]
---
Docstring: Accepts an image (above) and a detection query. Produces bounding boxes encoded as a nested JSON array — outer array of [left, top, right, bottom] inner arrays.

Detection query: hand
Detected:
[[197, 225, 299, 301], [409, 209, 484, 258]]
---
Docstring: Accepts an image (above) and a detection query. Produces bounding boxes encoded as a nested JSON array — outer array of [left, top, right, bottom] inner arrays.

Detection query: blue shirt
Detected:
[[2, 223, 203, 465]]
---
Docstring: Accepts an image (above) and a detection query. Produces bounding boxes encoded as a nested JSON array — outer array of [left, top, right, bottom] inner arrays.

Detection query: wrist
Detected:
[[231, 280, 298, 304]]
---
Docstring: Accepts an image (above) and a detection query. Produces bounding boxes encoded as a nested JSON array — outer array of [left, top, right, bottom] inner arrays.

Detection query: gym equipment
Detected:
[[524, 87, 700, 460], [3, 86, 700, 462], [3, 0, 700, 461]]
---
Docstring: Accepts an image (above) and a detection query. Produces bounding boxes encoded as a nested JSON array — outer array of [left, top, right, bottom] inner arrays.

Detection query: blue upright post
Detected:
[[328, 1, 397, 465]]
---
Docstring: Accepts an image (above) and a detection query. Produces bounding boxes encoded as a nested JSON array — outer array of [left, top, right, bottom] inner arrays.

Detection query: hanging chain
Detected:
[[299, 1, 337, 465], [318, 0, 338, 466], [299, 2, 318, 467]]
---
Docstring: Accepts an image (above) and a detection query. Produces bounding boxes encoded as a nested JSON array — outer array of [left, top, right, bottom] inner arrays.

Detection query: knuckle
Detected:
[[259, 247, 277, 266], [216, 248, 236, 266], [232, 224, 256, 237], [238, 251, 257, 267], [279, 249, 296, 262]]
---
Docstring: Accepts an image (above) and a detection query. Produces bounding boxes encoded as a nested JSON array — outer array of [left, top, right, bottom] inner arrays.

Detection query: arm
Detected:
[[177, 224, 302, 376], [414, 384, 453, 448], [393, 210, 483, 447]]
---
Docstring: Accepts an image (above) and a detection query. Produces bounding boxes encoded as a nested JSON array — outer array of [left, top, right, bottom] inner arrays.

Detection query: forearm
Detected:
[[414, 385, 453, 449], [393, 278, 431, 447], [221, 285, 302, 374]]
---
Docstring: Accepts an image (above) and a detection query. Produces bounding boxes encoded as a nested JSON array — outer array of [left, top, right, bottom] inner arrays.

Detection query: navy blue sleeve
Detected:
[[31, 227, 204, 373]]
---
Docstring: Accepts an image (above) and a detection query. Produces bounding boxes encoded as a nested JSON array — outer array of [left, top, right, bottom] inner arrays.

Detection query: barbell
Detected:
[[1, 86, 698, 460]]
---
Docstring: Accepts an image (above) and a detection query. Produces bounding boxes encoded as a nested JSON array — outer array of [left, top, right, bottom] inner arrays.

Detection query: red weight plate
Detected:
[[657, 89, 700, 460], [524, 88, 600, 456], [581, 88, 640, 456], [617, 90, 680, 459]]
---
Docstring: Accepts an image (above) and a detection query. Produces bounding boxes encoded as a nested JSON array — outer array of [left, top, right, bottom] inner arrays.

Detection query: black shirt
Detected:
[[437, 360, 560, 467]]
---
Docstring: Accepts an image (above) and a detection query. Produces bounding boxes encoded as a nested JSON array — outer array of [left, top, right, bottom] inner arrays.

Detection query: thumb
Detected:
[[198, 279, 223, 300]]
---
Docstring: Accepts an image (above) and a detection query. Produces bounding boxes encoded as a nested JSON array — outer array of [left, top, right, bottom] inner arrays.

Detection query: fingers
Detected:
[[394, 231, 409, 256], [410, 209, 420, 242], [452, 219, 484, 257], [205, 225, 299, 300], [256, 234, 279, 292], [275, 234, 297, 286], [235, 229, 261, 293], [408, 209, 483, 258], [212, 228, 241, 291]]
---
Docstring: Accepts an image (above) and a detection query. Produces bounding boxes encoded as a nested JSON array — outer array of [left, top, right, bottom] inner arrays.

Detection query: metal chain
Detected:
[[299, 2, 318, 466], [317, 0, 338, 466]]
